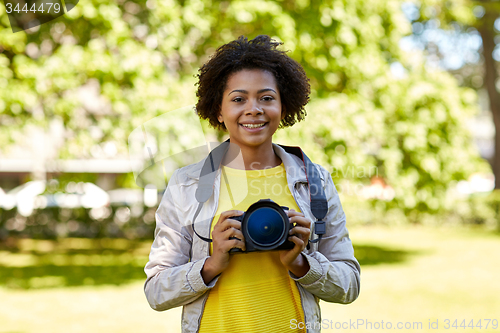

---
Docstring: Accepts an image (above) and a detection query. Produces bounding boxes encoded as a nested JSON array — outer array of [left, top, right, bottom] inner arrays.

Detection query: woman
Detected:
[[144, 35, 360, 333]]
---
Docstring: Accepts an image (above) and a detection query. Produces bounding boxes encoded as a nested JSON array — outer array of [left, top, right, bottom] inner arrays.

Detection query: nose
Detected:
[[245, 99, 263, 115]]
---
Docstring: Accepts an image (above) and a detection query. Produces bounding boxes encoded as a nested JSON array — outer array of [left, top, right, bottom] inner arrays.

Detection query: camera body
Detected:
[[229, 199, 296, 253]]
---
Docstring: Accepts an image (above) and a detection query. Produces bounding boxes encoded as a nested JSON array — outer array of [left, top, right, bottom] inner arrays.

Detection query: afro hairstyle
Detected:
[[195, 35, 310, 131]]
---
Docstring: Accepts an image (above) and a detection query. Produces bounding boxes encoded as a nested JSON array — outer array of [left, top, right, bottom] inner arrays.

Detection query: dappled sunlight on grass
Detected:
[[0, 238, 151, 289], [353, 244, 421, 266], [1, 225, 499, 332], [0, 236, 422, 290], [321, 225, 500, 333], [0, 282, 182, 333]]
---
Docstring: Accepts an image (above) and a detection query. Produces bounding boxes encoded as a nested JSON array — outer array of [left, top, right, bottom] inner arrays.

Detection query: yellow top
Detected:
[[199, 163, 306, 332]]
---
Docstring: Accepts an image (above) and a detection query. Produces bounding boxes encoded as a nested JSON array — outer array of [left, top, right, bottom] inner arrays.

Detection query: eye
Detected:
[[232, 97, 244, 102], [261, 96, 274, 102]]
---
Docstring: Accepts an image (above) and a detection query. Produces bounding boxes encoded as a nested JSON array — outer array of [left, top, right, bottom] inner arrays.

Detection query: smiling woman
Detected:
[[143, 35, 360, 333], [217, 68, 284, 169], [195, 35, 310, 132]]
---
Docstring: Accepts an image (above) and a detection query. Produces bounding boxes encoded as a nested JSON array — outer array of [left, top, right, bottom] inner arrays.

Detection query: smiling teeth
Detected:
[[241, 123, 265, 128]]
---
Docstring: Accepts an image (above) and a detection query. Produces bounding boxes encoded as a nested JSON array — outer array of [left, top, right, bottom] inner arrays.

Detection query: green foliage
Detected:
[[272, 0, 489, 217], [413, 0, 477, 27], [0, 205, 157, 240], [45, 173, 99, 193], [0, 0, 489, 220], [457, 190, 500, 230]]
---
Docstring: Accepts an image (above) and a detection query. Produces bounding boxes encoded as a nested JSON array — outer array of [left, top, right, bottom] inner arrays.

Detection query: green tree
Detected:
[[0, 0, 488, 220], [407, 0, 500, 189]]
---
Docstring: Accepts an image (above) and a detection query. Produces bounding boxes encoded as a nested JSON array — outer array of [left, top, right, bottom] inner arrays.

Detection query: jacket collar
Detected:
[[185, 142, 313, 184]]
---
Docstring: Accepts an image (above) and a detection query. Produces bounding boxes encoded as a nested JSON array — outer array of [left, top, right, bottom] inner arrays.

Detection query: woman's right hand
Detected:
[[201, 210, 246, 284]]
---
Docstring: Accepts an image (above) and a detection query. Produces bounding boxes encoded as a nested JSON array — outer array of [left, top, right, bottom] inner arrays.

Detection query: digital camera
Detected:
[[229, 199, 296, 253]]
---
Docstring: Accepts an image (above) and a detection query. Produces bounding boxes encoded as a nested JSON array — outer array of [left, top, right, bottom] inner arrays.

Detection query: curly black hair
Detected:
[[195, 35, 310, 131]]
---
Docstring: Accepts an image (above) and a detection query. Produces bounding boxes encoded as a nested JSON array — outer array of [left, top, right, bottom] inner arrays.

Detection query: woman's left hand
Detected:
[[279, 209, 311, 278]]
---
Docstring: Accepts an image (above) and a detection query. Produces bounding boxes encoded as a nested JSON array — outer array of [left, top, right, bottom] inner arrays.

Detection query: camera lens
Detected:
[[245, 207, 286, 247]]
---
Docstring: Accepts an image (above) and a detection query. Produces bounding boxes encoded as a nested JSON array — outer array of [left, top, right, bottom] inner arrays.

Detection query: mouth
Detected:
[[240, 122, 267, 128]]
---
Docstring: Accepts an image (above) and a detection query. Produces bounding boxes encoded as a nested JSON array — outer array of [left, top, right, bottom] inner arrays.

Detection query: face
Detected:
[[218, 68, 285, 150]]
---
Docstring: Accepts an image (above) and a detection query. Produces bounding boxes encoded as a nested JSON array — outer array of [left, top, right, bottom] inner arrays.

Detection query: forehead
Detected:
[[224, 68, 278, 91]]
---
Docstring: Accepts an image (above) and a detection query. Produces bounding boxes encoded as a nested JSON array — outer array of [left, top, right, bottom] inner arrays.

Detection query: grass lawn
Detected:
[[321, 225, 500, 333], [0, 224, 499, 333]]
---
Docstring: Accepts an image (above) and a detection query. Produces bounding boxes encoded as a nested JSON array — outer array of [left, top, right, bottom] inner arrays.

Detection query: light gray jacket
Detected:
[[144, 143, 361, 332]]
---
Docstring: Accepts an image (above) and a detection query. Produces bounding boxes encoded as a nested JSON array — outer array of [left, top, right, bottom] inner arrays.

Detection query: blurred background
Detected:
[[1, 0, 499, 332]]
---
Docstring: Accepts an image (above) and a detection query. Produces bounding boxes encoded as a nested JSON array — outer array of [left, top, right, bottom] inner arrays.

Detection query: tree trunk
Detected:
[[478, 11, 500, 189]]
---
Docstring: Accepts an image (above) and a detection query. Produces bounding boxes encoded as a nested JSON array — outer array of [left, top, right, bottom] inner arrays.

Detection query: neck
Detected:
[[222, 141, 281, 170]]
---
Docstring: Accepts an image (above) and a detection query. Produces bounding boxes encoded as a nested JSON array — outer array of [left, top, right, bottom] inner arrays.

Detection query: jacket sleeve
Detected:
[[289, 164, 361, 304], [143, 169, 219, 311]]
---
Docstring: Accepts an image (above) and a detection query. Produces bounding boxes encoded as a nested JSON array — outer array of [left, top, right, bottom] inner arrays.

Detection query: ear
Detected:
[[217, 112, 223, 123]]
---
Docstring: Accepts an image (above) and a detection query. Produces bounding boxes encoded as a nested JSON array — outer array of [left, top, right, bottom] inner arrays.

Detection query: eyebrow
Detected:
[[228, 88, 277, 96]]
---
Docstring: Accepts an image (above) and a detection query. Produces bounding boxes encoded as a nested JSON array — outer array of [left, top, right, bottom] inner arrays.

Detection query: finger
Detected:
[[214, 214, 244, 232], [217, 210, 244, 224], [289, 216, 311, 229], [217, 219, 243, 232], [288, 235, 305, 250], [286, 210, 304, 218], [225, 238, 246, 252], [290, 227, 311, 241], [219, 209, 244, 220], [290, 225, 311, 235], [223, 227, 245, 241]]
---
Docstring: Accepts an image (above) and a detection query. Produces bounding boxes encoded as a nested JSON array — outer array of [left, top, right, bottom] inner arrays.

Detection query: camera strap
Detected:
[[191, 139, 328, 246], [276, 145, 327, 248], [191, 140, 231, 243]]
